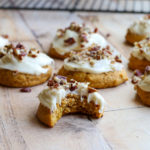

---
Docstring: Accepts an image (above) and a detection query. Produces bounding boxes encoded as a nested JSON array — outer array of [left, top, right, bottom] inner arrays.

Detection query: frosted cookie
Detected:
[[126, 15, 150, 44], [129, 38, 150, 71], [58, 45, 128, 89], [0, 43, 54, 87], [132, 67, 150, 106], [49, 22, 107, 59], [37, 75, 105, 127]]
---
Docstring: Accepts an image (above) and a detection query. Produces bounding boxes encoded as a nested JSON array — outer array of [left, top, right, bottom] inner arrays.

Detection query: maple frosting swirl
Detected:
[[0, 43, 54, 75], [52, 22, 108, 55], [63, 45, 124, 74], [38, 75, 105, 112]]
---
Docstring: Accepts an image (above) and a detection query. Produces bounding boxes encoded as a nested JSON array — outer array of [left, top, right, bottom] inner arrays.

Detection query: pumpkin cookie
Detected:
[[58, 45, 128, 89], [129, 38, 150, 71], [132, 67, 150, 106], [49, 22, 108, 59], [0, 43, 54, 87], [37, 75, 105, 127], [126, 15, 150, 44]]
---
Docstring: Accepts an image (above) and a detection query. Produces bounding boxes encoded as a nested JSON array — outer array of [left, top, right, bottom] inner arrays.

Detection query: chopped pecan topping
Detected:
[[80, 33, 88, 42], [94, 28, 98, 33], [70, 83, 77, 91], [20, 87, 31, 93], [2, 34, 9, 39], [134, 69, 142, 77], [88, 87, 97, 93], [64, 38, 75, 46], [47, 79, 59, 88], [115, 56, 122, 63], [56, 29, 64, 38], [16, 43, 25, 49], [106, 33, 111, 38], [0, 53, 4, 58]]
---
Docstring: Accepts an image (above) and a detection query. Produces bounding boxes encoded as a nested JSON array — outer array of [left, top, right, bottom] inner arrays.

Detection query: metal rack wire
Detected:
[[0, 0, 150, 13]]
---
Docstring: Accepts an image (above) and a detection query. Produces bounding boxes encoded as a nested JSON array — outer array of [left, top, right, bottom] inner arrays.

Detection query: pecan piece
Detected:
[[88, 87, 97, 93], [64, 38, 75, 46], [20, 87, 31, 93], [115, 56, 122, 63]]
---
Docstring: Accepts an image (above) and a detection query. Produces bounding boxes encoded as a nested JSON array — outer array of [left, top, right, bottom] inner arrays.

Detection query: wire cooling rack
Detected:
[[0, 0, 150, 13]]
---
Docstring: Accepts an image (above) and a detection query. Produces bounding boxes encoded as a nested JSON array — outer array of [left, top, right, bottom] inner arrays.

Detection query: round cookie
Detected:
[[126, 15, 150, 44], [126, 29, 146, 45], [49, 22, 108, 59], [58, 45, 128, 89], [136, 85, 150, 106], [128, 38, 150, 71], [37, 75, 105, 127], [132, 67, 150, 106], [0, 43, 54, 87], [0, 65, 52, 87]]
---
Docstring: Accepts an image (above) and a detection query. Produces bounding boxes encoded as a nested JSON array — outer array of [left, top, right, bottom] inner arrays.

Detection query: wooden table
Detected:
[[0, 10, 149, 150]]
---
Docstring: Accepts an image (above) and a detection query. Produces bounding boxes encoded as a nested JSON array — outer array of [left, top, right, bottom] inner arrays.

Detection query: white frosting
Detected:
[[138, 75, 150, 92], [131, 38, 150, 61], [38, 77, 105, 113], [0, 36, 9, 49], [64, 58, 123, 74], [63, 46, 124, 74], [0, 45, 54, 75], [129, 17, 150, 36], [52, 29, 107, 55]]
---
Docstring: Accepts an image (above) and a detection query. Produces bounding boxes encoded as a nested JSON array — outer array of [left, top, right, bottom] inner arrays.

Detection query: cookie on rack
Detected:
[[49, 22, 108, 59], [126, 15, 150, 44], [129, 37, 150, 72], [58, 44, 128, 89], [37, 75, 105, 127], [132, 67, 150, 106], [0, 43, 54, 87]]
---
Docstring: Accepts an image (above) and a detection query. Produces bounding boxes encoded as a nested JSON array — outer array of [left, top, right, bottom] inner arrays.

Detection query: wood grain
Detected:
[[0, 10, 150, 150]]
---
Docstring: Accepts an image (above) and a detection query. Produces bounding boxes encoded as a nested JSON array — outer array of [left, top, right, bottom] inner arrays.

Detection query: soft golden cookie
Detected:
[[37, 75, 105, 127], [128, 38, 150, 71], [129, 55, 150, 72], [126, 15, 150, 44], [0, 43, 53, 87], [132, 66, 150, 106], [136, 85, 150, 106], [126, 29, 146, 45], [57, 45, 128, 89], [0, 65, 52, 87], [58, 67, 128, 89], [49, 22, 108, 59]]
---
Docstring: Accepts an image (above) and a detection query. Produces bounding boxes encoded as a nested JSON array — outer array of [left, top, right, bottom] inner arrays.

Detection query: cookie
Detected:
[[49, 22, 108, 59], [37, 75, 105, 127], [126, 15, 150, 44], [125, 29, 146, 45], [128, 38, 150, 71], [58, 45, 128, 88], [0, 43, 54, 87], [58, 67, 128, 89], [132, 66, 150, 106]]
